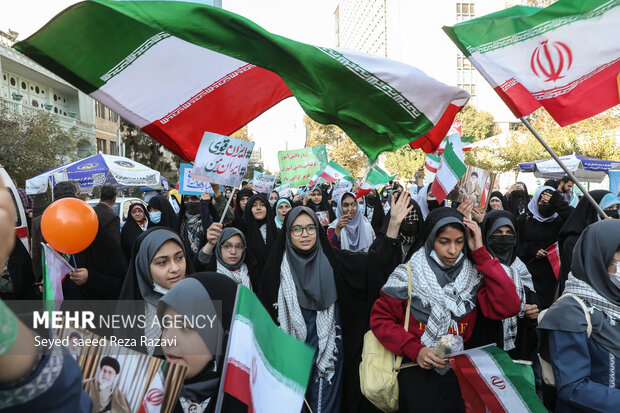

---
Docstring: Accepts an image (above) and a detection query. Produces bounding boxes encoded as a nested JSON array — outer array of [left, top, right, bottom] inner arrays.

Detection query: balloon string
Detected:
[[72, 254, 77, 270]]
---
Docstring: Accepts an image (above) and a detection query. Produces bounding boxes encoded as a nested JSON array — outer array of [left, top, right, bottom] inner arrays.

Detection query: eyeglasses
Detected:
[[221, 243, 245, 251], [291, 225, 317, 237]]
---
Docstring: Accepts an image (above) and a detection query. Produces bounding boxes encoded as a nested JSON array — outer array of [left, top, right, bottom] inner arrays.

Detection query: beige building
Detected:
[[94, 101, 120, 156]]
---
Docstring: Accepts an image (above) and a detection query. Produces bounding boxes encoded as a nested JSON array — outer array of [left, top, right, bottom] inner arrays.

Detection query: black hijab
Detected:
[[507, 183, 530, 216], [118, 227, 195, 301], [120, 202, 150, 259], [305, 185, 336, 223], [379, 191, 425, 262], [486, 191, 508, 212], [234, 188, 255, 221], [242, 193, 278, 269], [158, 272, 237, 410], [559, 190, 612, 239], [364, 189, 386, 232], [147, 195, 180, 234], [539, 220, 620, 358], [482, 210, 518, 265]]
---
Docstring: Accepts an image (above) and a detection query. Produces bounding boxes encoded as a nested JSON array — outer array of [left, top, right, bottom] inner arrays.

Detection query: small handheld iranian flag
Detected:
[[307, 166, 325, 187], [425, 153, 442, 173], [431, 133, 467, 203], [356, 166, 396, 199], [443, 0, 620, 126], [321, 161, 350, 182], [546, 242, 561, 279], [42, 243, 74, 311], [450, 345, 547, 413], [219, 286, 314, 413]]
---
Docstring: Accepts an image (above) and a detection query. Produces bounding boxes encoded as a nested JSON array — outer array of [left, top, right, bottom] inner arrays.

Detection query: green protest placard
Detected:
[[277, 145, 327, 188]]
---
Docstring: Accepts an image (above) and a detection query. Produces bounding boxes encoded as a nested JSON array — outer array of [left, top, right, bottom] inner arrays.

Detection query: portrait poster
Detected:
[[457, 166, 497, 209]]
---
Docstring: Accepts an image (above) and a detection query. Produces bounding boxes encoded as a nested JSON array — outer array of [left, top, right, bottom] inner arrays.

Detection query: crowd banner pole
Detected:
[[213, 287, 240, 413], [519, 116, 608, 219], [219, 186, 237, 225]]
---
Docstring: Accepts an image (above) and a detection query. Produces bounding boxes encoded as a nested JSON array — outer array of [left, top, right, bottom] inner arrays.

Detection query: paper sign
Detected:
[[331, 179, 353, 203], [278, 145, 328, 188], [179, 163, 212, 196], [192, 132, 254, 187], [253, 171, 276, 194], [276, 184, 292, 198]]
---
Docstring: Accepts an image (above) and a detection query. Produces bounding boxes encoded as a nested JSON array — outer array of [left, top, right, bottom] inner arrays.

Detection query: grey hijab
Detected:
[[215, 228, 246, 271], [285, 206, 337, 311], [424, 216, 468, 285], [135, 230, 184, 301], [539, 220, 620, 357]]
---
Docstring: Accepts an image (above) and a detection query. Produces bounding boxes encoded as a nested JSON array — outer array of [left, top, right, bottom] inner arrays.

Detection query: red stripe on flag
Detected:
[[425, 162, 438, 173], [321, 173, 338, 183], [410, 103, 463, 153], [355, 187, 372, 200], [430, 179, 448, 204], [537, 58, 620, 126], [222, 360, 255, 412], [493, 80, 541, 120], [450, 357, 487, 413], [546, 242, 561, 279], [451, 355, 508, 413], [143, 66, 292, 161]]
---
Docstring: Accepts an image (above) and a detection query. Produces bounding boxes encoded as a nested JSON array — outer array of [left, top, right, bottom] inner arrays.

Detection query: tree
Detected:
[[303, 115, 368, 177], [0, 105, 86, 186], [383, 145, 425, 180], [456, 104, 500, 142], [121, 119, 182, 182], [468, 108, 620, 173]]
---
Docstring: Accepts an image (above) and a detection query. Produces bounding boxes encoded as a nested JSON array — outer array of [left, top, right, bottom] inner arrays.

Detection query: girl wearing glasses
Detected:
[[539, 220, 620, 413], [258, 193, 412, 413], [196, 225, 257, 291]]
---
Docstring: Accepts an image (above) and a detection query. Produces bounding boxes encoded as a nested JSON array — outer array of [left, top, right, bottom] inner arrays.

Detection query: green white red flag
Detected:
[[321, 161, 350, 182], [443, 0, 620, 126], [137, 364, 165, 413], [221, 286, 314, 412], [356, 166, 396, 199], [546, 242, 561, 279], [431, 133, 466, 203], [15, 0, 469, 162], [42, 243, 73, 311], [450, 345, 547, 413], [424, 153, 442, 173]]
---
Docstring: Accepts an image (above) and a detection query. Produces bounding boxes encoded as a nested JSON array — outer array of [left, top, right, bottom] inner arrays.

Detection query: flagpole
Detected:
[[214, 286, 242, 413], [219, 182, 242, 225], [519, 117, 608, 219]]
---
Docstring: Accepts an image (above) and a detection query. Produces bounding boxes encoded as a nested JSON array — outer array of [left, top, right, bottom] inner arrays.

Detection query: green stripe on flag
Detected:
[[443, 141, 467, 178], [426, 153, 441, 163], [342, 175, 355, 183], [443, 0, 614, 55], [326, 161, 350, 176], [481, 346, 547, 412], [14, 1, 162, 93], [235, 286, 314, 390]]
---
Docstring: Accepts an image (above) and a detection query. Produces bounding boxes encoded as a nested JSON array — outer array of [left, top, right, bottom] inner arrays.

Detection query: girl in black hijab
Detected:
[[556, 190, 620, 295], [120, 203, 150, 259], [363, 189, 386, 234], [230, 188, 254, 232], [378, 191, 425, 264], [258, 194, 411, 413], [538, 220, 620, 413], [158, 272, 246, 413], [118, 227, 194, 355], [147, 195, 180, 234], [468, 210, 540, 361], [242, 193, 278, 274], [486, 191, 508, 212], [506, 182, 531, 216], [304, 185, 336, 226]]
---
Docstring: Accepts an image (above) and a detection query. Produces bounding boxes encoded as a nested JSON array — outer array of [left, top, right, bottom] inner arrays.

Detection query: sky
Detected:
[[0, 0, 337, 171]]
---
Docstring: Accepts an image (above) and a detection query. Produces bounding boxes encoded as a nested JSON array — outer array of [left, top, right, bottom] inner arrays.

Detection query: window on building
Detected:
[[97, 138, 107, 154], [108, 110, 119, 123], [457, 50, 477, 98], [109, 142, 118, 156], [456, 2, 475, 22], [95, 101, 106, 119]]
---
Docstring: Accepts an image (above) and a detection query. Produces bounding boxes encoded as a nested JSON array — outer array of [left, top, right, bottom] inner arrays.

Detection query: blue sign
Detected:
[[179, 163, 212, 196]]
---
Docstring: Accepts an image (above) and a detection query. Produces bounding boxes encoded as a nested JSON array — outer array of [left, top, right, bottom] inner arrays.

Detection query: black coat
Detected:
[[93, 202, 121, 245], [120, 203, 150, 260], [1, 235, 37, 300], [257, 213, 401, 413]]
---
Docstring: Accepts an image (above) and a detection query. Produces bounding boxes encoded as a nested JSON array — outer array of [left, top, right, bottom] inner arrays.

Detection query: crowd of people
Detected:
[[0, 172, 619, 413]]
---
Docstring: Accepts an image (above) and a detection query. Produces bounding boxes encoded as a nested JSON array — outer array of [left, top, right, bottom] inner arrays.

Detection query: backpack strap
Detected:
[[538, 293, 592, 337], [394, 265, 413, 371]]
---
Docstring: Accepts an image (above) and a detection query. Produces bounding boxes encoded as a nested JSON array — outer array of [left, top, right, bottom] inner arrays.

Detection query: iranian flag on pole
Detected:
[[307, 166, 325, 188], [431, 133, 467, 203], [14, 0, 469, 162], [546, 242, 561, 279], [42, 243, 74, 312], [425, 153, 442, 173], [443, 0, 620, 126], [221, 286, 314, 412], [450, 345, 547, 413], [137, 364, 165, 413], [356, 166, 395, 199], [321, 161, 350, 183]]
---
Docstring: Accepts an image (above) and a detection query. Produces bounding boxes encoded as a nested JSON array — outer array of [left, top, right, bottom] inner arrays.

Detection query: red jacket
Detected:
[[370, 246, 521, 362]]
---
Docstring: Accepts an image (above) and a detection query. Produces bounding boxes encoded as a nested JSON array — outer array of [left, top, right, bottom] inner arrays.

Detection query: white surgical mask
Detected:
[[358, 204, 365, 215], [430, 250, 464, 268], [269, 200, 276, 207], [150, 211, 162, 224], [610, 267, 620, 289]]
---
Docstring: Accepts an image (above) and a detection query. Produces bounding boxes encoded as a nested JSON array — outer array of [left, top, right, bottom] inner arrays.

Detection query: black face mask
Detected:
[[184, 201, 200, 215], [400, 221, 419, 236], [367, 195, 377, 204], [605, 209, 619, 219], [538, 204, 555, 218], [427, 200, 441, 211], [488, 235, 517, 254], [512, 190, 528, 198]]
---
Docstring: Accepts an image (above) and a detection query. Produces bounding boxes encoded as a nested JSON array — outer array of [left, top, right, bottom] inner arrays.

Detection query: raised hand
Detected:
[[463, 218, 483, 251]]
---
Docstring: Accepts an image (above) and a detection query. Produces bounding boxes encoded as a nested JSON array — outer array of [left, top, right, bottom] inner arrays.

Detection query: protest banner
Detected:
[[278, 145, 327, 188], [192, 132, 254, 187], [331, 176, 354, 203], [178, 163, 213, 196], [253, 171, 277, 194], [276, 184, 292, 198]]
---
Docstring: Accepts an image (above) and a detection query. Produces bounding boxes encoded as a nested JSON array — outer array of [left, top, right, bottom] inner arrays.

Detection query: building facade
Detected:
[[334, 0, 519, 132]]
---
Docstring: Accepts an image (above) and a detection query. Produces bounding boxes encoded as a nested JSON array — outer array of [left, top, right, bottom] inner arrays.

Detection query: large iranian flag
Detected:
[[443, 0, 620, 126], [14, 0, 469, 162], [451, 345, 546, 413], [221, 286, 314, 412]]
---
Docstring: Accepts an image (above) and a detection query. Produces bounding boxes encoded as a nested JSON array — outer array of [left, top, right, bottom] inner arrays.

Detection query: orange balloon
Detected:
[[41, 198, 99, 254]]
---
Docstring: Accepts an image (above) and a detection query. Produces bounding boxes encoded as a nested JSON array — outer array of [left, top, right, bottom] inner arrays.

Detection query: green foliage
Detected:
[[383, 145, 425, 180], [0, 105, 86, 186], [456, 104, 500, 142]]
